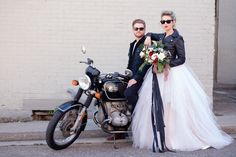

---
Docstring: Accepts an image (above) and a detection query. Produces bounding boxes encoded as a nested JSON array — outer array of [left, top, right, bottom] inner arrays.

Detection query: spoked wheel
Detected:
[[46, 106, 87, 150]]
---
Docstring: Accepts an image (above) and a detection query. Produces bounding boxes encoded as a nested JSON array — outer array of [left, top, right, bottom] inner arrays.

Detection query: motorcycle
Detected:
[[46, 47, 133, 150]]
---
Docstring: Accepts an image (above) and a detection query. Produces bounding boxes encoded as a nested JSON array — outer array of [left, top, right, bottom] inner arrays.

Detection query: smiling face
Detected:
[[160, 15, 175, 32]]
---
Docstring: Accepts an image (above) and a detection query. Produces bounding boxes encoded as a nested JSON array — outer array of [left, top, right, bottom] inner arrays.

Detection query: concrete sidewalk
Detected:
[[213, 87, 236, 135], [0, 119, 109, 141], [0, 114, 235, 142], [0, 87, 235, 146]]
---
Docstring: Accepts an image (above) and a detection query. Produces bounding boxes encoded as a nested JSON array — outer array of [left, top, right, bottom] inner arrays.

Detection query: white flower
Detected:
[[151, 53, 158, 61], [148, 47, 154, 52], [157, 52, 166, 61], [148, 59, 153, 63], [139, 51, 145, 58]]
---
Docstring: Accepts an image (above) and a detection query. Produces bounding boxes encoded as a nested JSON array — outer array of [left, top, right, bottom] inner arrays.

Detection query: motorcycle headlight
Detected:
[[78, 75, 91, 90]]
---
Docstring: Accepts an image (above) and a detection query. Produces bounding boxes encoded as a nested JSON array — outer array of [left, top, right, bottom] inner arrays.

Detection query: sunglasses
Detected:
[[133, 27, 145, 31], [160, 20, 173, 24]]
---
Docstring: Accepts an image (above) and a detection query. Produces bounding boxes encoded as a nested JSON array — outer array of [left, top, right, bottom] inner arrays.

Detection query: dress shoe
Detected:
[[106, 133, 126, 141]]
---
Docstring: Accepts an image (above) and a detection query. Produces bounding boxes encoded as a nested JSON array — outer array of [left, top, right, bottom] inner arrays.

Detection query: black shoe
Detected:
[[106, 134, 126, 141]]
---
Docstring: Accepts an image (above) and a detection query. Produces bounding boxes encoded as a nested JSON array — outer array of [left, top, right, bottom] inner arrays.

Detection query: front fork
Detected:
[[70, 106, 87, 132], [71, 88, 94, 132], [73, 88, 83, 102]]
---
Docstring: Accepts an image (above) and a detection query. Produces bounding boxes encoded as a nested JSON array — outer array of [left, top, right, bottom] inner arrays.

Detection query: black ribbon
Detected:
[[151, 70, 168, 153]]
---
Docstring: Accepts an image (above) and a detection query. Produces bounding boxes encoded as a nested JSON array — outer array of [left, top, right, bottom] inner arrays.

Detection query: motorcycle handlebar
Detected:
[[114, 72, 130, 80], [79, 57, 130, 80], [79, 58, 94, 65]]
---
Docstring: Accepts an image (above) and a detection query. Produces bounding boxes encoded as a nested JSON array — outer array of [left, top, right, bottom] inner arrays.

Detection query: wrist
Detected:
[[165, 64, 170, 68]]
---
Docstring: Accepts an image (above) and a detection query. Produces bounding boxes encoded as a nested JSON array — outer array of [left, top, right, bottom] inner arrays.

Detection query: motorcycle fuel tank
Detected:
[[103, 81, 127, 100]]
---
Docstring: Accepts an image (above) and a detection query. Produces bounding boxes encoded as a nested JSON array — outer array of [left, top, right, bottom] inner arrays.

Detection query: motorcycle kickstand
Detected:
[[113, 135, 119, 149]]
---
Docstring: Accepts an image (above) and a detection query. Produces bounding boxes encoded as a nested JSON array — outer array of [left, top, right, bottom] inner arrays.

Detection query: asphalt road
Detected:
[[0, 141, 235, 157]]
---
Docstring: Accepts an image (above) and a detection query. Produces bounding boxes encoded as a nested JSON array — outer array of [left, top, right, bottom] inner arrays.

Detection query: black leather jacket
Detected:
[[146, 29, 185, 67], [127, 36, 150, 82]]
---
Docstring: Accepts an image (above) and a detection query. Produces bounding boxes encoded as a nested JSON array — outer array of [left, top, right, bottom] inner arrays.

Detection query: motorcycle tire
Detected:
[[46, 107, 87, 150]]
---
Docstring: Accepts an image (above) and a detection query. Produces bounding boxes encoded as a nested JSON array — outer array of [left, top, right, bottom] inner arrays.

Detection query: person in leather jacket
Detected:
[[132, 10, 233, 151], [124, 19, 150, 113], [107, 19, 150, 140], [145, 28, 185, 68]]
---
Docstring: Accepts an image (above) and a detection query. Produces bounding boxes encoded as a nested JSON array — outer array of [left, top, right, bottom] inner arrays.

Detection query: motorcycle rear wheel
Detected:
[[46, 106, 87, 150]]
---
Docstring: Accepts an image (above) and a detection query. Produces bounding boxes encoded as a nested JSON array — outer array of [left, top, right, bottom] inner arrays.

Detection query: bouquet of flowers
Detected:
[[139, 40, 171, 73]]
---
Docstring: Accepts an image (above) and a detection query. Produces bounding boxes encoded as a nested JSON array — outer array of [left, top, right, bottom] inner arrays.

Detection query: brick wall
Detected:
[[0, 0, 215, 110]]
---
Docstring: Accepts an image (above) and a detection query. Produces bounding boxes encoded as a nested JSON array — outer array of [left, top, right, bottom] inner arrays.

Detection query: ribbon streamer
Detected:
[[151, 69, 168, 153]]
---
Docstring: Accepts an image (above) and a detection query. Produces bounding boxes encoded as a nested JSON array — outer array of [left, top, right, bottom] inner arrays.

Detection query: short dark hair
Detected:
[[132, 19, 146, 28]]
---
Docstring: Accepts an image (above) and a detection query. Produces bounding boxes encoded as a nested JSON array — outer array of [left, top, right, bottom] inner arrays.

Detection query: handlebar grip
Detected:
[[117, 73, 129, 80]]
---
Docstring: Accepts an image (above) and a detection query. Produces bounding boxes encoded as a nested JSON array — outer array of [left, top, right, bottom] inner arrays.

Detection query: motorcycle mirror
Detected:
[[81, 45, 86, 54], [124, 69, 133, 78], [87, 58, 93, 64]]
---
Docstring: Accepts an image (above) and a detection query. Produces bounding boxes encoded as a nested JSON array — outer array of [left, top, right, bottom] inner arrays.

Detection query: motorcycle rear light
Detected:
[[72, 80, 79, 86]]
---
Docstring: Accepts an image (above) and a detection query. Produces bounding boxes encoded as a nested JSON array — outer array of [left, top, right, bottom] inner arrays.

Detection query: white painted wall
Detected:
[[217, 0, 236, 84], [0, 0, 215, 111]]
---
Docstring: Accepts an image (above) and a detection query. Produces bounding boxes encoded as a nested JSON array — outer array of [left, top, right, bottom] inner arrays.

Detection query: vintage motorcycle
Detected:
[[46, 47, 133, 150]]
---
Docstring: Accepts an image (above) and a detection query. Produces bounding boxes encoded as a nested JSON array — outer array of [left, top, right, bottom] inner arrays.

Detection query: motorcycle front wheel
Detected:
[[46, 106, 87, 150]]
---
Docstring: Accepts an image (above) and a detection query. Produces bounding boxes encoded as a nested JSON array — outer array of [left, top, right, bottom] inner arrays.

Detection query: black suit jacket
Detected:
[[127, 36, 150, 82], [146, 29, 186, 67]]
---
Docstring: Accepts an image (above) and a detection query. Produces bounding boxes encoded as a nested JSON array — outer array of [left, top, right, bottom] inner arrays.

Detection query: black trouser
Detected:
[[124, 81, 142, 113]]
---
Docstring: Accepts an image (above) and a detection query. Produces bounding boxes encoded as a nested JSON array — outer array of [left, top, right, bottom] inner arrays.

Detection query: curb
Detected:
[[0, 119, 110, 142], [1, 114, 236, 144], [0, 129, 109, 142], [0, 137, 133, 147], [0, 124, 235, 142]]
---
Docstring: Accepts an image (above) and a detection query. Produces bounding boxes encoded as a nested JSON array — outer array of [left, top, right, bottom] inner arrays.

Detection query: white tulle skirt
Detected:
[[132, 65, 233, 151]]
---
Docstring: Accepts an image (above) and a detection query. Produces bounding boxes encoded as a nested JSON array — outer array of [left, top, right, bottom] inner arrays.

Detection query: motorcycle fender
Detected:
[[57, 101, 82, 113]]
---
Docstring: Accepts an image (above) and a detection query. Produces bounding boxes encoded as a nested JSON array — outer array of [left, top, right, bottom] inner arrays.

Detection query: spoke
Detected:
[[53, 108, 81, 146]]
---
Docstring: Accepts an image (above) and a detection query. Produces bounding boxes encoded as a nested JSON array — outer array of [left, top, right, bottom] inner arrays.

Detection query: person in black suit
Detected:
[[107, 19, 150, 140], [124, 19, 150, 113]]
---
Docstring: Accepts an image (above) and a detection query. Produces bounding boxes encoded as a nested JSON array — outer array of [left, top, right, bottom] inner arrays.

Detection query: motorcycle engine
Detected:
[[96, 101, 131, 128]]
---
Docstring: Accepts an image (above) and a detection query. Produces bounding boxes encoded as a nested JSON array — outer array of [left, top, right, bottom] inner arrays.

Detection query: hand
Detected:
[[127, 79, 137, 87], [153, 64, 158, 74], [144, 36, 151, 47]]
